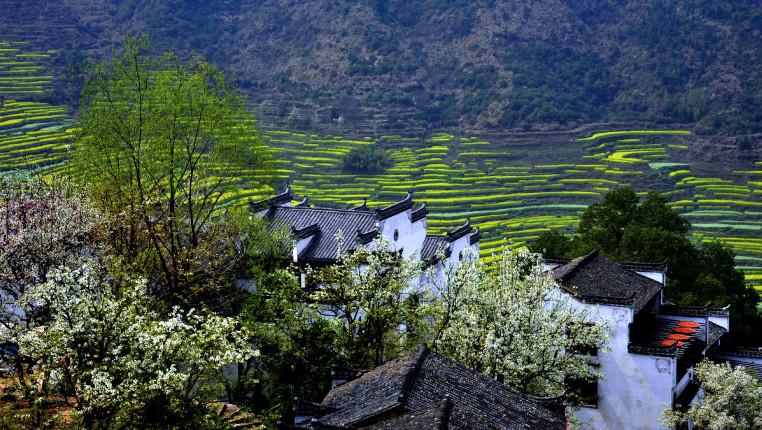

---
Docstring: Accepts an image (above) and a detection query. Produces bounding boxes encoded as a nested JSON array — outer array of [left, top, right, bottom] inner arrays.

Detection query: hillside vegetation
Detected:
[[1, 40, 761, 295], [1, 1, 762, 135]]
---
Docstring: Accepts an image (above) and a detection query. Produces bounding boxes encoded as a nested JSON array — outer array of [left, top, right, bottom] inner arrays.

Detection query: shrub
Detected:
[[341, 145, 392, 174]]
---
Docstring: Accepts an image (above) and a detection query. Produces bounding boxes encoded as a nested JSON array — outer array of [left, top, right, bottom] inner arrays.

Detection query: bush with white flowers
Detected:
[[433, 248, 608, 399], [660, 360, 762, 430], [15, 262, 258, 428]]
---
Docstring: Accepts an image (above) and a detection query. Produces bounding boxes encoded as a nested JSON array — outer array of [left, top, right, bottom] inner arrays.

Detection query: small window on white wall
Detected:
[[393, 229, 399, 241], [458, 250, 463, 261]]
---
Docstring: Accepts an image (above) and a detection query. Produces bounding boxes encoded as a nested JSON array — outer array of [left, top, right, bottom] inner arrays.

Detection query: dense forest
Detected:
[[1, 0, 762, 134]]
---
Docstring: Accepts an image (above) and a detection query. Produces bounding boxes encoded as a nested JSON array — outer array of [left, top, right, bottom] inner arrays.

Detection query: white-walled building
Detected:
[[249, 188, 480, 287], [546, 251, 730, 430]]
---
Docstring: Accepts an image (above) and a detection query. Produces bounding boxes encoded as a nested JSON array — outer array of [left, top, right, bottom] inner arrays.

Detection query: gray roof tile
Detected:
[[270, 206, 378, 264], [552, 251, 663, 313], [315, 347, 566, 429]]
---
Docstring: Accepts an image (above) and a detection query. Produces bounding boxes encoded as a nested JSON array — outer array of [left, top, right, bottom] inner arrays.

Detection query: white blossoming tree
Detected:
[[14, 262, 258, 429], [660, 360, 762, 430], [0, 176, 103, 334], [432, 247, 608, 400]]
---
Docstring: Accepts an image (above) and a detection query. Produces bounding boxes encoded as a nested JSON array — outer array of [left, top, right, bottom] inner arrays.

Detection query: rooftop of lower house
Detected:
[[628, 318, 711, 358], [551, 251, 663, 313], [544, 256, 668, 274], [716, 346, 762, 379], [300, 346, 566, 429]]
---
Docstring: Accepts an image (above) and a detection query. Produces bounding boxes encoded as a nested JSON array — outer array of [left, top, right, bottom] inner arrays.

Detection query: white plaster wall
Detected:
[[379, 209, 426, 260], [470, 240, 480, 257], [443, 234, 471, 269], [634, 270, 666, 286], [417, 233, 477, 297], [708, 315, 729, 331], [294, 236, 316, 261], [566, 298, 675, 430]]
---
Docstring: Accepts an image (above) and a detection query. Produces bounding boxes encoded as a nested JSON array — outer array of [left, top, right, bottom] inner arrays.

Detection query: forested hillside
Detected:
[[1, 0, 762, 135]]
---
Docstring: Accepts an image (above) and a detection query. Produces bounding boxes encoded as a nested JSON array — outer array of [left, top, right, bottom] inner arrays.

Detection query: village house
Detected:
[[249, 188, 480, 290], [285, 345, 566, 429], [545, 251, 761, 430]]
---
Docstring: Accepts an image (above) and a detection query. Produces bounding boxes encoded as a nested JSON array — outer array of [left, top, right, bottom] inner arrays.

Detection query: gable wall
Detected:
[[379, 209, 426, 260], [566, 296, 674, 430]]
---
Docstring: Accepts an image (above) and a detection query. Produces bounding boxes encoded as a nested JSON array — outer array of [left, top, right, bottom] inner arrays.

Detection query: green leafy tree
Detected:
[[310, 237, 432, 369], [239, 270, 336, 425], [341, 145, 392, 174], [72, 37, 275, 302], [660, 360, 762, 430], [528, 229, 571, 257], [532, 187, 762, 346]]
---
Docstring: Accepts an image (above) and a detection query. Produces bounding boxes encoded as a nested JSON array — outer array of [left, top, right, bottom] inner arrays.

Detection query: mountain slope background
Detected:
[[2, 0, 762, 136]]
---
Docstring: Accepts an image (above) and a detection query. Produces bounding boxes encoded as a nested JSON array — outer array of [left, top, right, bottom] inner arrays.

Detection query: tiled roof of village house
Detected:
[[718, 359, 762, 380], [445, 219, 471, 242], [706, 322, 727, 349], [714, 347, 762, 380], [421, 236, 451, 263], [543, 256, 668, 274], [270, 206, 378, 263], [628, 318, 708, 358], [551, 251, 663, 313], [252, 190, 479, 265], [659, 303, 730, 317], [718, 346, 762, 359], [620, 261, 668, 273], [375, 192, 414, 220], [411, 203, 427, 222], [313, 346, 565, 429], [360, 398, 451, 430], [469, 228, 480, 245]]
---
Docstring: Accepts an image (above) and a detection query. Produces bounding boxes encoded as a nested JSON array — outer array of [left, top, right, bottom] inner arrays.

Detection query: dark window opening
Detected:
[[566, 376, 598, 408]]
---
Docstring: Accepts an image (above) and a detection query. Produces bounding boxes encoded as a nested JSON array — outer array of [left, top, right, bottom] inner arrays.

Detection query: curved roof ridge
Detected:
[[375, 192, 414, 220], [445, 218, 471, 242], [552, 250, 598, 281]]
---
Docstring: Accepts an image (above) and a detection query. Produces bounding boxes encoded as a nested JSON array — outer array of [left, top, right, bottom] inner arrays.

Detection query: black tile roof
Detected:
[[421, 236, 450, 263], [659, 304, 730, 318], [716, 358, 762, 380], [314, 346, 566, 429], [250, 187, 294, 212], [715, 346, 762, 379], [469, 228, 480, 245], [375, 192, 414, 220], [543, 256, 570, 265], [706, 322, 727, 349], [552, 251, 663, 313], [628, 318, 706, 358], [620, 261, 668, 273], [360, 399, 450, 430], [270, 206, 378, 264], [717, 346, 762, 359], [411, 203, 427, 223], [445, 219, 471, 243]]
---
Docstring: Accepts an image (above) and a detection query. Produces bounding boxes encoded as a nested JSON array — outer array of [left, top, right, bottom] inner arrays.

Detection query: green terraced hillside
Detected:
[[0, 40, 760, 294], [0, 41, 72, 173], [259, 129, 762, 294]]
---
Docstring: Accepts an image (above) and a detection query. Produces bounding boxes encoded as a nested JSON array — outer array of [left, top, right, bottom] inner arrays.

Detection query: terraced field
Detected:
[[260, 130, 762, 294], [0, 42, 72, 173], [0, 40, 760, 294]]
